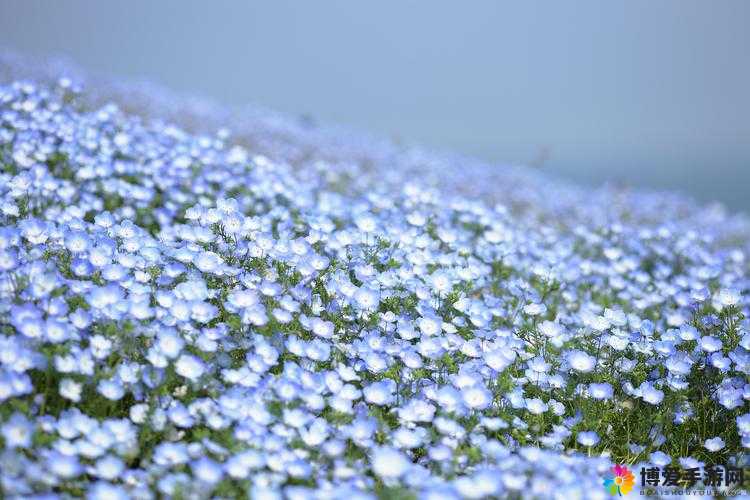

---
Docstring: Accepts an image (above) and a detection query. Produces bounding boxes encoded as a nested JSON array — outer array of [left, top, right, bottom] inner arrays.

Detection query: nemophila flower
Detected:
[[417, 314, 442, 336], [90, 335, 113, 359], [549, 399, 566, 416], [699, 335, 723, 353], [153, 442, 190, 466], [523, 303, 546, 316], [664, 352, 692, 375], [173, 279, 209, 302], [97, 379, 125, 400], [603, 308, 627, 327], [363, 379, 396, 406], [715, 288, 740, 309], [1, 413, 33, 448], [354, 287, 379, 311], [371, 447, 411, 479], [588, 382, 613, 400], [47, 451, 83, 479], [678, 456, 704, 470], [710, 352, 731, 371], [311, 318, 334, 338], [581, 310, 610, 331], [346, 417, 378, 445], [87, 284, 124, 310], [737, 414, 750, 436], [194, 251, 224, 274], [393, 426, 427, 449], [363, 352, 387, 373], [457, 470, 503, 497], [19, 218, 51, 244], [525, 397, 548, 415], [566, 350, 596, 373], [484, 348, 515, 371], [60, 378, 83, 402], [638, 382, 665, 405], [354, 213, 377, 233], [192, 457, 224, 484], [577, 431, 600, 447], [649, 451, 672, 467], [64, 230, 90, 253], [398, 399, 436, 423], [673, 402, 694, 424], [429, 271, 452, 295], [87, 482, 130, 500], [703, 436, 725, 452], [538, 320, 563, 338], [167, 404, 195, 428], [432, 385, 461, 413], [462, 385, 493, 410], [91, 455, 125, 480], [175, 354, 206, 381], [0, 249, 18, 271], [717, 384, 744, 409], [527, 356, 550, 374], [605, 332, 629, 351], [156, 330, 185, 358]]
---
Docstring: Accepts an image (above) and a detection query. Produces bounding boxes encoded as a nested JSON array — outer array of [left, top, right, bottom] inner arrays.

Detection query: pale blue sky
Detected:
[[1, 1, 748, 210]]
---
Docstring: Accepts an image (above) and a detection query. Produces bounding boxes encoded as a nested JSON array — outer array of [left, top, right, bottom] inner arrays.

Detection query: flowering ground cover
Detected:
[[0, 70, 749, 499]]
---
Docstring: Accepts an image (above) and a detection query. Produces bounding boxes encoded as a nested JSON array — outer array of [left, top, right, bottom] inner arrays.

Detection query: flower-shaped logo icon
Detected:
[[603, 464, 635, 496]]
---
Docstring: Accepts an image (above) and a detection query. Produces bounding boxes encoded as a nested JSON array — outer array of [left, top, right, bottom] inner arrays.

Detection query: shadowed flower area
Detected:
[[0, 61, 749, 499]]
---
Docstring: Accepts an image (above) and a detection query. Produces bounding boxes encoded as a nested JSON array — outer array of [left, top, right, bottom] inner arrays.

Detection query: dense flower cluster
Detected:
[[0, 74, 749, 500]]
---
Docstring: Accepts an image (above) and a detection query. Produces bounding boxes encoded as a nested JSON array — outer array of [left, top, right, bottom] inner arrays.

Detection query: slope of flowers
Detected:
[[0, 76, 749, 500]]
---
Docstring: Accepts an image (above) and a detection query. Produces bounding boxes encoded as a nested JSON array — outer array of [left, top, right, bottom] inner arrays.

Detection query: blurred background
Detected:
[[0, 1, 748, 210]]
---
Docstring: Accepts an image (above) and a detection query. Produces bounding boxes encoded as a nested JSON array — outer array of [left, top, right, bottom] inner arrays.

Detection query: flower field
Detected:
[[0, 70, 748, 499]]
